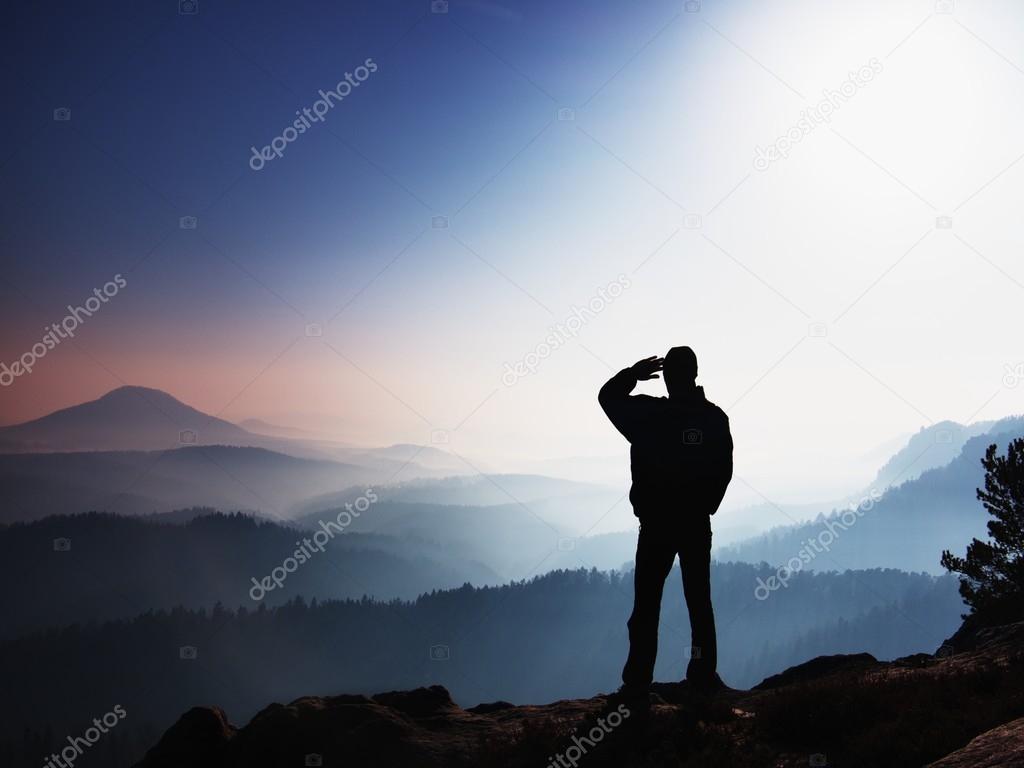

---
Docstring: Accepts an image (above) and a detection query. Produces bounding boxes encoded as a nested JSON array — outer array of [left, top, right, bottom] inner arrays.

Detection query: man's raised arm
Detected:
[[599, 356, 663, 442]]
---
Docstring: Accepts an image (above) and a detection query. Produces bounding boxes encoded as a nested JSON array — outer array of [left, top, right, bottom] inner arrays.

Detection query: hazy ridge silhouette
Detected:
[[2, 388, 1020, 767]]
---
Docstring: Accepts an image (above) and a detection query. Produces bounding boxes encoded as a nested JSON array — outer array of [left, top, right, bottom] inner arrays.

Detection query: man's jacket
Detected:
[[599, 368, 733, 519]]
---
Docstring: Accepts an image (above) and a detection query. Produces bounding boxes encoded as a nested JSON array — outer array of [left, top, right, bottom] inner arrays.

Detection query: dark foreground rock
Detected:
[[926, 717, 1024, 768], [136, 623, 1024, 768]]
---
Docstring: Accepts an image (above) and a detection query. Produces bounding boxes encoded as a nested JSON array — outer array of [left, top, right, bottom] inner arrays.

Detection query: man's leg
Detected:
[[678, 516, 717, 683], [622, 521, 676, 691]]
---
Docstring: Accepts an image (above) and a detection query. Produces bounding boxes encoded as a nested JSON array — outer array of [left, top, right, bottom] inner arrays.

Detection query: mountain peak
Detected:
[[99, 384, 183, 401], [0, 385, 253, 453], [93, 385, 204, 412]]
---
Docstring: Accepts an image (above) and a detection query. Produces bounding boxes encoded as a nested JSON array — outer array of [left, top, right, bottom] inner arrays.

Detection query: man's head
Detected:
[[664, 346, 698, 395]]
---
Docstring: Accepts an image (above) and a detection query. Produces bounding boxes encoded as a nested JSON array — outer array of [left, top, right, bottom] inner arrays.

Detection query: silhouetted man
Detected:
[[599, 347, 733, 701]]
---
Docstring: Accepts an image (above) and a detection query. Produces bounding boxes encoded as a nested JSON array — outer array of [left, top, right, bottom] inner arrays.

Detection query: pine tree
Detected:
[[941, 439, 1024, 624]]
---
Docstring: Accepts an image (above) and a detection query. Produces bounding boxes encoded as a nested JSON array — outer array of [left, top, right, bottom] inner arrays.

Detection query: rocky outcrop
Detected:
[[926, 717, 1024, 768], [136, 623, 1024, 768]]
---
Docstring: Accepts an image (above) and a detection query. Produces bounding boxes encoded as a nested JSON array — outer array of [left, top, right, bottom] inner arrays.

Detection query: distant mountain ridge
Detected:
[[294, 473, 616, 512], [0, 388, 478, 515], [0, 510, 501, 640], [0, 385, 259, 453], [869, 418, 1011, 490], [719, 418, 1024, 573], [292, 473, 630, 542], [237, 418, 326, 440], [0, 445, 377, 522]]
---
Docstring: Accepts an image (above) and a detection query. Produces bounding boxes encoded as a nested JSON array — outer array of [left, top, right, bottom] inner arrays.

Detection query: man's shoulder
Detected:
[[702, 398, 730, 423]]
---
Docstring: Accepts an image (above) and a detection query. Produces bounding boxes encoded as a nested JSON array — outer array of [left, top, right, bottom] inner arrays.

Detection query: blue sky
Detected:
[[3, 0, 1024, 522]]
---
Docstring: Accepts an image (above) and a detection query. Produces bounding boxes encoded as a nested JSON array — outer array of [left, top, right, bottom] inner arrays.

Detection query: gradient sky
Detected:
[[3, 0, 1024, 516]]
